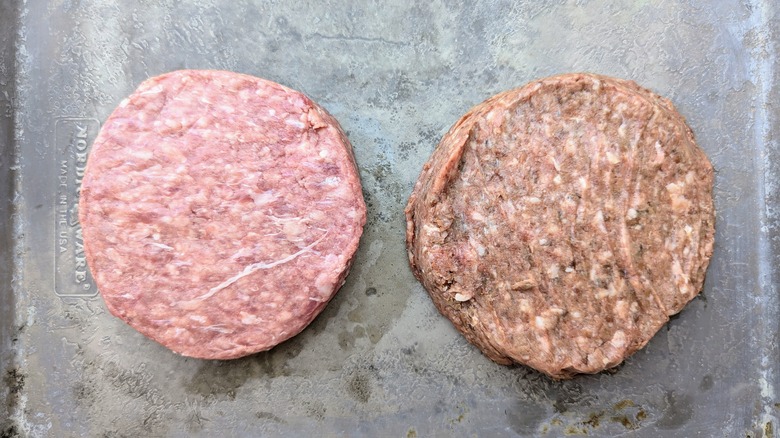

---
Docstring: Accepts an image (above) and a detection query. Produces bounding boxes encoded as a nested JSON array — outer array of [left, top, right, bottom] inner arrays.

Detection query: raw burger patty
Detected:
[[405, 73, 715, 379], [80, 70, 366, 359]]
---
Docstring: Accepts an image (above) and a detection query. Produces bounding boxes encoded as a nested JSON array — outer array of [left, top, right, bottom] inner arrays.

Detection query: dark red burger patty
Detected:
[[405, 73, 715, 378]]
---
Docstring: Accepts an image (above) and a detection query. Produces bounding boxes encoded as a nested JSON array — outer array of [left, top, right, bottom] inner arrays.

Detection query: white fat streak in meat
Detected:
[[469, 236, 486, 256], [454, 293, 472, 302], [593, 210, 608, 233], [502, 199, 518, 215], [185, 232, 328, 303], [610, 330, 626, 349], [140, 84, 164, 95], [198, 325, 232, 333], [251, 191, 275, 206], [323, 176, 341, 186], [229, 247, 253, 260], [654, 141, 665, 165], [285, 118, 306, 129], [470, 211, 486, 222], [148, 242, 174, 250], [550, 156, 561, 172]]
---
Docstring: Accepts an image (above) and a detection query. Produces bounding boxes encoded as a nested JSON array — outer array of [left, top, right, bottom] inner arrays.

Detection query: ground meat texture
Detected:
[[79, 70, 366, 359], [405, 73, 715, 379]]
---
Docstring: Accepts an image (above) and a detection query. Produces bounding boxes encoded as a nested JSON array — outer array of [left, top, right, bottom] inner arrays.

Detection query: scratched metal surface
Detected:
[[1, 0, 778, 437]]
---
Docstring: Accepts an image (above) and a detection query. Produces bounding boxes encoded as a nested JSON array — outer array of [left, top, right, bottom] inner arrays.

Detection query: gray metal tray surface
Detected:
[[1, 1, 778, 436]]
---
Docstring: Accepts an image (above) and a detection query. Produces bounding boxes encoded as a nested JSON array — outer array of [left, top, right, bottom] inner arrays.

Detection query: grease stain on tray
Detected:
[[185, 337, 307, 399], [255, 411, 286, 424], [539, 397, 649, 434], [3, 368, 24, 397], [347, 372, 372, 403], [506, 399, 547, 435], [338, 325, 367, 351], [0, 425, 20, 438], [2, 368, 24, 438], [655, 390, 694, 429], [699, 374, 714, 391]]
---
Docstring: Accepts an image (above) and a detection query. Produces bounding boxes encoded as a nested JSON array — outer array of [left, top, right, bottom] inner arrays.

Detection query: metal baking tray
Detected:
[[2, 1, 777, 436]]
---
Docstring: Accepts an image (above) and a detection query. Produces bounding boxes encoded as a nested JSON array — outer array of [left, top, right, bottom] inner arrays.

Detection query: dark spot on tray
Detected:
[[97, 430, 135, 438], [611, 414, 640, 430], [613, 399, 636, 410], [276, 336, 305, 361], [582, 411, 604, 428], [3, 368, 24, 415], [655, 391, 693, 429], [695, 290, 707, 306], [0, 424, 19, 438], [515, 367, 556, 399], [666, 312, 682, 329], [347, 372, 371, 403], [186, 358, 260, 400], [603, 362, 625, 375], [406, 428, 417, 438], [365, 287, 377, 296], [506, 399, 546, 435], [552, 398, 568, 414], [370, 161, 392, 183], [418, 127, 443, 146], [338, 325, 366, 351], [398, 141, 415, 159], [347, 306, 364, 323], [368, 209, 394, 226], [699, 374, 714, 391], [255, 411, 286, 424], [366, 324, 383, 344], [303, 400, 326, 421], [608, 400, 647, 430], [564, 425, 587, 435], [550, 381, 594, 414], [4, 368, 24, 395], [401, 342, 417, 355], [764, 421, 773, 438], [448, 402, 469, 424], [72, 381, 96, 404]]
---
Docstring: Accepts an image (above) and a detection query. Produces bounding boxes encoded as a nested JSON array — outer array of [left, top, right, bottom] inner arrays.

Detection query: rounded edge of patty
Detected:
[[405, 73, 715, 378], [80, 69, 367, 359]]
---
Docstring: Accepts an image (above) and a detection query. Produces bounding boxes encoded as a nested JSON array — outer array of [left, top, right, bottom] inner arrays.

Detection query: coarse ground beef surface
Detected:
[[80, 70, 366, 359], [405, 73, 715, 378]]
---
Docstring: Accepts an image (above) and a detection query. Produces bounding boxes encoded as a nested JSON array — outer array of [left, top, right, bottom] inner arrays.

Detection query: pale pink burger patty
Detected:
[[80, 70, 366, 359]]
